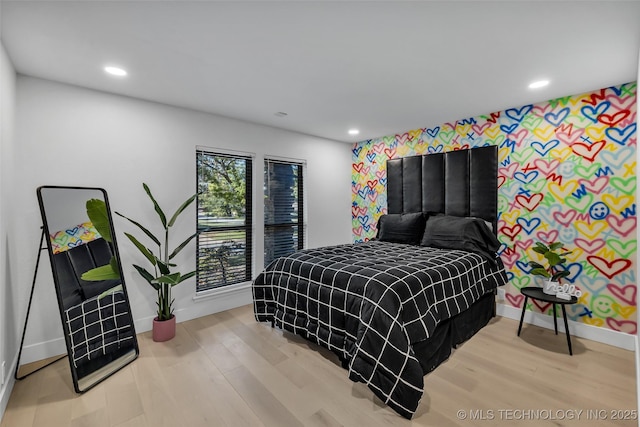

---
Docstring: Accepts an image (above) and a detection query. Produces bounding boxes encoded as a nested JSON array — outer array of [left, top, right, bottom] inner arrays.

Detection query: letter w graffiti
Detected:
[[595, 166, 614, 177], [571, 184, 588, 199], [622, 204, 636, 218]]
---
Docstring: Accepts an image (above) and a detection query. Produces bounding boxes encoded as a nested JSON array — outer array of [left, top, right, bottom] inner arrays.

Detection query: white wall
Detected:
[[0, 40, 17, 419], [13, 76, 352, 364]]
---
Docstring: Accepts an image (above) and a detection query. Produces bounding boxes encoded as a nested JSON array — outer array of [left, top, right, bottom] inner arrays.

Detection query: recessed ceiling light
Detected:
[[528, 79, 549, 89], [104, 66, 127, 77], [348, 129, 360, 135]]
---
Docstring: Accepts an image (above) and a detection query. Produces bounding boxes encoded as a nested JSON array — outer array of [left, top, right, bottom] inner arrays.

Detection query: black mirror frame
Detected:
[[36, 185, 139, 393]]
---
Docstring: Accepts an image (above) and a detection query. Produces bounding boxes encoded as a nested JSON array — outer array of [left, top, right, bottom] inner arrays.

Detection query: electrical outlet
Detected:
[[1, 361, 5, 385], [497, 288, 506, 301]]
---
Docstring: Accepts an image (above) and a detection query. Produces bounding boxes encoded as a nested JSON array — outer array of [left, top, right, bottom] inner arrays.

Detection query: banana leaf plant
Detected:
[[80, 198, 120, 281], [528, 241, 572, 282], [116, 183, 197, 321]]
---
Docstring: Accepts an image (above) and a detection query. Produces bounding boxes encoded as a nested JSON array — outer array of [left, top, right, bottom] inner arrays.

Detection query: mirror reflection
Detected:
[[37, 186, 138, 392]]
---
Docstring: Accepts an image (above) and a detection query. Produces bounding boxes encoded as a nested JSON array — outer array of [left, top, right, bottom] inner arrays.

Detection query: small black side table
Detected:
[[517, 286, 578, 355]]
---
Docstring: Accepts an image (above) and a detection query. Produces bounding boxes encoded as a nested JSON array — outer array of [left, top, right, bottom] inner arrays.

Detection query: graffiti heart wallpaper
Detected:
[[352, 82, 637, 334]]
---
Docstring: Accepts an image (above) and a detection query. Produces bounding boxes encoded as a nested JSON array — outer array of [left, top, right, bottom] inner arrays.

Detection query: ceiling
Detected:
[[2, 1, 639, 143]]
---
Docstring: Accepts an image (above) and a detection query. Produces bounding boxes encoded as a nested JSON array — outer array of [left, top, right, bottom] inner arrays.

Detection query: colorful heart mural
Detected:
[[50, 221, 100, 254], [352, 82, 637, 334]]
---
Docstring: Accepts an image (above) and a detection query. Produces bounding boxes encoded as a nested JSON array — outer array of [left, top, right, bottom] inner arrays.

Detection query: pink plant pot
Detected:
[[152, 315, 176, 342]]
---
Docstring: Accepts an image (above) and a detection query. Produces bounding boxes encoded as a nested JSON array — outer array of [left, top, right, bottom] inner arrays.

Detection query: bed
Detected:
[[253, 146, 508, 418]]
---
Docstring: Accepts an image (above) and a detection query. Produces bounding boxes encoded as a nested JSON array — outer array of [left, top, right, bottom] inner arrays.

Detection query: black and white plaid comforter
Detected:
[[253, 240, 508, 419]]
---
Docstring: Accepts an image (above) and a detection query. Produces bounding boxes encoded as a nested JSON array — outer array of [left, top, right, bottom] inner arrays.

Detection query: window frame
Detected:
[[195, 147, 254, 293]]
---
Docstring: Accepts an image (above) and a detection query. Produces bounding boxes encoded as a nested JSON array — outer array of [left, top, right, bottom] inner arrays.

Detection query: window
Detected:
[[264, 159, 304, 265], [196, 149, 252, 292]]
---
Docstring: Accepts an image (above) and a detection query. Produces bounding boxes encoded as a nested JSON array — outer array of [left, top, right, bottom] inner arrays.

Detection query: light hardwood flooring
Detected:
[[1, 304, 637, 427]]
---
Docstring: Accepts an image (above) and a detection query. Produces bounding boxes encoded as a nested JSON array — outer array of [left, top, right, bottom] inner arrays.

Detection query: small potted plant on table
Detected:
[[528, 241, 572, 295]]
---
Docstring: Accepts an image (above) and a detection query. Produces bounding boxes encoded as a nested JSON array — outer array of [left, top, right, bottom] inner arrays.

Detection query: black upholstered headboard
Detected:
[[386, 145, 498, 232]]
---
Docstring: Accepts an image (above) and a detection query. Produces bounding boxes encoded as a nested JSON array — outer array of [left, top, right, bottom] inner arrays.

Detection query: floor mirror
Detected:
[[36, 186, 138, 392]]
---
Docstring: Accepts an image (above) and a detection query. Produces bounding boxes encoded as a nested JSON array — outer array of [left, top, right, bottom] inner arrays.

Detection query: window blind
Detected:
[[264, 159, 304, 265], [196, 149, 252, 292]]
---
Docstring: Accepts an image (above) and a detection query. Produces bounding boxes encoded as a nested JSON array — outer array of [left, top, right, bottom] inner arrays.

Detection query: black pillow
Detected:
[[420, 215, 500, 263], [377, 212, 426, 245]]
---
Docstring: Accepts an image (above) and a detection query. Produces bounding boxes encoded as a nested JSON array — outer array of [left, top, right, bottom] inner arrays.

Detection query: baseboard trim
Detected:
[[497, 302, 635, 351], [133, 283, 252, 333], [19, 337, 67, 366], [0, 355, 17, 423], [18, 285, 253, 365]]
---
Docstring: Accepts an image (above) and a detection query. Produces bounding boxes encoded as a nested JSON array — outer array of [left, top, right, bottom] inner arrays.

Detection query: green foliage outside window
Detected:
[[197, 155, 246, 219]]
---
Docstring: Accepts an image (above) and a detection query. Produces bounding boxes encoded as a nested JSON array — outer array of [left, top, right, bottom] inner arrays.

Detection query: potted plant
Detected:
[[81, 198, 120, 281], [116, 183, 197, 342], [528, 241, 572, 295]]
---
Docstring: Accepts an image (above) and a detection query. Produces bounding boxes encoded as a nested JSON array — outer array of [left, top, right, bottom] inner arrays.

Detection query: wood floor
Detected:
[[1, 304, 636, 427]]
